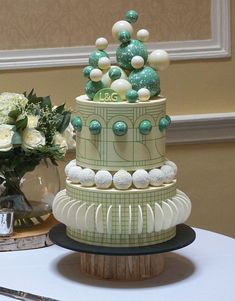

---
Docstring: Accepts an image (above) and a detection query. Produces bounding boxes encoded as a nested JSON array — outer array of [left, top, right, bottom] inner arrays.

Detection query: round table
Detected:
[[0, 228, 234, 301]]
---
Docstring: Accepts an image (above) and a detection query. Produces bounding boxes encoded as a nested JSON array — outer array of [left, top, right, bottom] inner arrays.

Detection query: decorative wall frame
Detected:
[[0, 0, 231, 70]]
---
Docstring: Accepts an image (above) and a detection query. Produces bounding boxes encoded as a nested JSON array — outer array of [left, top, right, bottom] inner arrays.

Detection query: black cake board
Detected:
[[49, 224, 195, 280]]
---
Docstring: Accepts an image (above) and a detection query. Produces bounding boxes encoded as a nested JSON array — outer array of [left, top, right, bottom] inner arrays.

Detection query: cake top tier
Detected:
[[82, 10, 170, 103]]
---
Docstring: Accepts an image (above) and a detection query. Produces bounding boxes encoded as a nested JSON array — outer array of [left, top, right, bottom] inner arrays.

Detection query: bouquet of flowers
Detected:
[[0, 89, 73, 216]]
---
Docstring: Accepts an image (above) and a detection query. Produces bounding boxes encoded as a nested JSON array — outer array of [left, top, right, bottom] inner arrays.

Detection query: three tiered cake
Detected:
[[53, 10, 191, 247]]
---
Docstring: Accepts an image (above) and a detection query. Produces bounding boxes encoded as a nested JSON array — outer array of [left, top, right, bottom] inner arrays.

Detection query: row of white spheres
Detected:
[[65, 161, 177, 190]]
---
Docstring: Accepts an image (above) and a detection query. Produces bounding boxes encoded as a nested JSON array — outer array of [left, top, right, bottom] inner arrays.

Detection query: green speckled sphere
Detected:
[[159, 117, 170, 132], [89, 50, 109, 68], [116, 39, 148, 70], [129, 66, 161, 96], [71, 116, 82, 132], [118, 30, 131, 43], [125, 10, 138, 23], [126, 89, 138, 103], [113, 121, 128, 136], [85, 80, 104, 100], [139, 120, 152, 135], [89, 120, 102, 135], [108, 67, 122, 81], [83, 66, 94, 78]]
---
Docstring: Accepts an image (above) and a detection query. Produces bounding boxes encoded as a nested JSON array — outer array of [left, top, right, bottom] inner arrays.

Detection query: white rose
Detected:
[[0, 124, 14, 151], [0, 93, 28, 123], [27, 115, 39, 128], [53, 132, 68, 154], [22, 128, 45, 150]]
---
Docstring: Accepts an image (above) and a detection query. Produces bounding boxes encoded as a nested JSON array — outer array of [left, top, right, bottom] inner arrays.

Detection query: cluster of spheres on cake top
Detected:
[[83, 9, 170, 103], [65, 159, 177, 190]]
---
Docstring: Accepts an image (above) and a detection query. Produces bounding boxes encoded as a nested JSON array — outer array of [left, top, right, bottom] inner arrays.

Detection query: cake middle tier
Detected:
[[75, 95, 166, 171]]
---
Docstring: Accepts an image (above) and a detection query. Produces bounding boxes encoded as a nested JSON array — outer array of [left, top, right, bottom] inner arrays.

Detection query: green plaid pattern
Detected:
[[75, 98, 166, 170], [66, 226, 176, 247], [65, 181, 177, 246]]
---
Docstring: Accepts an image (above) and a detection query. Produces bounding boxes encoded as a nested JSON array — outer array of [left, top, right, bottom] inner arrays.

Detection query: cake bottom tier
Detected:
[[53, 181, 191, 247], [66, 226, 176, 247]]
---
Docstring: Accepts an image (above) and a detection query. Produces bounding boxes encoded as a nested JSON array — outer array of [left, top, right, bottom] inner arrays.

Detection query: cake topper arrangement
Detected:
[[83, 10, 170, 102]]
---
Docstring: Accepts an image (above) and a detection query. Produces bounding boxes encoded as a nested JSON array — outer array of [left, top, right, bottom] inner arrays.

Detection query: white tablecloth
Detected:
[[0, 227, 235, 301]]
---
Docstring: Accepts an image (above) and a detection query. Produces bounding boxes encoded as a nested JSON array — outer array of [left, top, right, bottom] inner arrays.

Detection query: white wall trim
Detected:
[[0, 0, 231, 70], [167, 112, 235, 145]]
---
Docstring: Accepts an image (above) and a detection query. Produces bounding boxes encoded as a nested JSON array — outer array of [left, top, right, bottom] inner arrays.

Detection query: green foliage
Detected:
[[0, 89, 71, 180]]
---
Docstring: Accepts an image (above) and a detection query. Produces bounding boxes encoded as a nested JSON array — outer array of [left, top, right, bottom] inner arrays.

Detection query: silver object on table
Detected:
[[0, 286, 60, 301], [0, 208, 14, 236]]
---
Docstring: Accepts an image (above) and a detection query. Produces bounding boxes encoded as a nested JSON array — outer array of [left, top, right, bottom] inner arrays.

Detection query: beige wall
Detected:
[[0, 3, 234, 237]]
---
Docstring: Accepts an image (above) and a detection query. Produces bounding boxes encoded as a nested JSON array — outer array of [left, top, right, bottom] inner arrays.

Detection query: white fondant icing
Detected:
[[111, 79, 132, 100], [65, 159, 76, 176], [154, 202, 164, 232], [61, 199, 74, 222], [107, 205, 113, 234], [149, 168, 165, 186], [138, 88, 150, 101], [128, 205, 132, 234], [137, 205, 143, 234], [98, 57, 111, 70], [137, 29, 149, 42], [162, 201, 173, 230], [67, 200, 81, 228], [118, 205, 122, 234], [161, 165, 175, 183], [112, 20, 133, 40], [147, 204, 154, 233], [68, 166, 82, 183], [52, 188, 191, 235], [76, 202, 86, 230], [167, 199, 179, 227], [95, 204, 104, 233], [79, 168, 95, 187], [165, 160, 177, 176], [95, 170, 112, 189], [95, 37, 108, 50], [85, 204, 95, 231], [132, 169, 150, 189], [90, 68, 103, 82], [113, 169, 132, 190]]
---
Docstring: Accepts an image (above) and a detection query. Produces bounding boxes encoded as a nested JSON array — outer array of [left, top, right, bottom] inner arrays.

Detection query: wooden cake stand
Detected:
[[49, 224, 195, 281], [0, 215, 58, 252]]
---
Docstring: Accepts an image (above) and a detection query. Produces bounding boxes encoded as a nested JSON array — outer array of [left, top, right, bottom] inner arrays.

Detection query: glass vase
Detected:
[[0, 159, 60, 227]]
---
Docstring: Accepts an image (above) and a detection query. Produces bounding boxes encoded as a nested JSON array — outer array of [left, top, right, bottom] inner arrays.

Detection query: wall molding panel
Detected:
[[167, 112, 235, 145], [0, 0, 231, 70]]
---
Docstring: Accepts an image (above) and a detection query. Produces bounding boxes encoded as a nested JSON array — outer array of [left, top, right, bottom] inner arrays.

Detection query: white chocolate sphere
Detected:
[[98, 57, 111, 70], [95, 170, 112, 189], [65, 159, 76, 176], [165, 160, 177, 177], [112, 20, 133, 41], [148, 49, 170, 71], [79, 168, 95, 187], [90, 68, 103, 82], [149, 169, 165, 186], [102, 66, 127, 87], [131, 55, 145, 69], [113, 170, 132, 190], [68, 165, 82, 183], [137, 29, 149, 42], [95, 37, 108, 50], [132, 169, 150, 189], [111, 79, 132, 100], [161, 165, 175, 183], [138, 88, 150, 101]]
